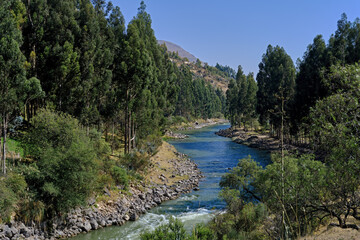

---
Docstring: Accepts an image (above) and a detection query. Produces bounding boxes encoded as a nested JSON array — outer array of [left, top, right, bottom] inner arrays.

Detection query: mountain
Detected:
[[158, 40, 197, 63], [158, 40, 232, 92]]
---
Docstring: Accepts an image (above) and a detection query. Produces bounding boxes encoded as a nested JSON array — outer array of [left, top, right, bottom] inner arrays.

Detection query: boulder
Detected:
[[4, 225, 13, 238], [90, 219, 98, 230], [130, 213, 139, 221]]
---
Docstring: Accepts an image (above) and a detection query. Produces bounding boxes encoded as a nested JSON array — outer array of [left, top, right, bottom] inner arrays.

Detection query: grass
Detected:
[[1, 137, 24, 157]]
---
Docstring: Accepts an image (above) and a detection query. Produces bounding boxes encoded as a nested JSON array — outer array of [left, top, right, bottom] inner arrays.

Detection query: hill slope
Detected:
[[158, 40, 232, 92], [158, 40, 197, 63]]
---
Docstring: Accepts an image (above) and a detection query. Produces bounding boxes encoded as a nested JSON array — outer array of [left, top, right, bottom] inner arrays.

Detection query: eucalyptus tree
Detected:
[[0, 0, 27, 175], [256, 45, 295, 134]]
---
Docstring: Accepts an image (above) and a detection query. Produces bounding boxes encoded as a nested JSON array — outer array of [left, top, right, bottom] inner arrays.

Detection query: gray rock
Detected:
[[123, 215, 130, 221], [100, 220, 106, 227], [20, 226, 31, 238], [138, 194, 145, 200], [90, 219, 98, 230], [4, 225, 13, 238], [154, 197, 161, 204], [130, 213, 139, 221], [83, 221, 92, 232]]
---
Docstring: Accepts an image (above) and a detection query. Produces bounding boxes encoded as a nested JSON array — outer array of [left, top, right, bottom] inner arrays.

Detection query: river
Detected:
[[71, 123, 270, 240]]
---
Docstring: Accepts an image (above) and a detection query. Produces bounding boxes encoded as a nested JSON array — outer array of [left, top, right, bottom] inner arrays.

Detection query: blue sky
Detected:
[[111, 0, 360, 74]]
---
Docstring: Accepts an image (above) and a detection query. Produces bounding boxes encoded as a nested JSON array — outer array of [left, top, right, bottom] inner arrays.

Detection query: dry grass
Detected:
[[145, 141, 188, 186], [301, 223, 360, 240]]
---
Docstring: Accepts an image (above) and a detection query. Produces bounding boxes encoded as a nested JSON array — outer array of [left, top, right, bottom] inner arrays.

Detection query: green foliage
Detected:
[[256, 45, 295, 128], [110, 166, 129, 189], [120, 152, 151, 172], [0, 180, 17, 223], [18, 200, 45, 224], [226, 66, 257, 128], [141, 217, 187, 240], [208, 202, 268, 240], [21, 109, 99, 215], [0, 173, 27, 223], [307, 63, 360, 227]]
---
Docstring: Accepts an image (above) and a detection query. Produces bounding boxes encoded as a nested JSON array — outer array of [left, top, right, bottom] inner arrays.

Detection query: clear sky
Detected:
[[111, 0, 360, 75]]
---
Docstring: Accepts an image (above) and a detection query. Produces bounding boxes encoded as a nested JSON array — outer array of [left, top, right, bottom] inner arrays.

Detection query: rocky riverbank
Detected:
[[172, 118, 228, 132], [0, 142, 203, 240], [216, 127, 311, 154]]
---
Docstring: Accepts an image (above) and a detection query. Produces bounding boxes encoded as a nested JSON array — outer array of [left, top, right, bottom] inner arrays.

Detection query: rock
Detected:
[[100, 220, 106, 227], [154, 197, 161, 205], [138, 194, 145, 200], [90, 219, 98, 230], [123, 215, 130, 221], [193, 187, 200, 191], [4, 225, 13, 238], [130, 213, 139, 221], [20, 226, 31, 238], [104, 187, 111, 197]]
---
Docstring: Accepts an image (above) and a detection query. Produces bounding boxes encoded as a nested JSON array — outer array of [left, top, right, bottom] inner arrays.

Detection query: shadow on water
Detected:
[[71, 123, 270, 240]]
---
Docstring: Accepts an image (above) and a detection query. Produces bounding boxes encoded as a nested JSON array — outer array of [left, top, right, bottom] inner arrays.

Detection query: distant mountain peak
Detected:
[[158, 40, 197, 63]]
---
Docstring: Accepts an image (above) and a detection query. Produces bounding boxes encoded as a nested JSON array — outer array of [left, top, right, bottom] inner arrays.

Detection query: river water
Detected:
[[71, 124, 270, 240]]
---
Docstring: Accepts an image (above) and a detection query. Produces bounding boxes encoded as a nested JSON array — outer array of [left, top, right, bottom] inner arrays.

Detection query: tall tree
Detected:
[[292, 35, 327, 130], [0, 0, 27, 175], [256, 45, 295, 134]]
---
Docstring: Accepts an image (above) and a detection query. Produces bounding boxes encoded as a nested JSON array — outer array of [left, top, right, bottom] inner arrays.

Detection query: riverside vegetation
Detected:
[[1, 0, 360, 240], [0, 0, 225, 238], [139, 13, 360, 240]]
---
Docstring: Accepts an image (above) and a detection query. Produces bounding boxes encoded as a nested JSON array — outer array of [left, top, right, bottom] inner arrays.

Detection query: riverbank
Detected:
[[165, 118, 228, 139], [215, 127, 311, 154], [0, 142, 203, 240]]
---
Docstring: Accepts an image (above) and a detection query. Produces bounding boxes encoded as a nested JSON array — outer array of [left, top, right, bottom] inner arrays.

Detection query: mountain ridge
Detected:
[[158, 40, 197, 63]]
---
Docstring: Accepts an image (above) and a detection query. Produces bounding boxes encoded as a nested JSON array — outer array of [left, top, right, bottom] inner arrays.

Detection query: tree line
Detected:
[[0, 0, 225, 168], [0, 0, 225, 222], [227, 13, 360, 140], [220, 13, 360, 239]]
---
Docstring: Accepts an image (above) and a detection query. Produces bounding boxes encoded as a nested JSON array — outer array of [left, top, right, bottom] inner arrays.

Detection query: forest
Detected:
[[0, 0, 225, 224], [1, 0, 360, 239]]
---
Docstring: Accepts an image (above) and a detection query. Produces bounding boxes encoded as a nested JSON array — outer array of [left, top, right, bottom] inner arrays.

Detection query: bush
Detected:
[[21, 109, 100, 215], [0, 181, 17, 223], [110, 166, 129, 189], [141, 217, 187, 240], [120, 152, 151, 172], [0, 173, 27, 223]]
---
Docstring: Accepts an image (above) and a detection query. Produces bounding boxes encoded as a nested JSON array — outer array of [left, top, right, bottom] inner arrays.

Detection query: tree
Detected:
[[0, 0, 27, 175], [256, 45, 295, 135], [308, 63, 360, 227], [292, 35, 327, 130]]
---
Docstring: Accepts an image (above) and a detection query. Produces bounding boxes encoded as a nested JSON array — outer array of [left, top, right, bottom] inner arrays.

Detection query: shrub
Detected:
[[110, 166, 129, 189], [0, 181, 17, 223], [21, 109, 99, 215], [141, 217, 187, 240]]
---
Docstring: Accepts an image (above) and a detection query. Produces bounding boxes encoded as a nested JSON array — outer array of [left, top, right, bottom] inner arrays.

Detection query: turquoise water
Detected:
[[71, 124, 270, 240]]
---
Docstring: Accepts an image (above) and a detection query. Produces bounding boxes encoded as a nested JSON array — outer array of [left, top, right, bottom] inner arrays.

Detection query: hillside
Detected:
[[158, 40, 197, 63], [158, 40, 232, 92]]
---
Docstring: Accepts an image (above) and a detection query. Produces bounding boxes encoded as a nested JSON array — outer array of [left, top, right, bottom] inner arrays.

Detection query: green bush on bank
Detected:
[[20, 109, 102, 216]]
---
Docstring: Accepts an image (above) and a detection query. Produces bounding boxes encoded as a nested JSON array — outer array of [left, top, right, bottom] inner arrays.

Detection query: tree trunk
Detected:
[[131, 119, 136, 149], [124, 108, 128, 154], [128, 113, 131, 153], [2, 115, 8, 175]]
